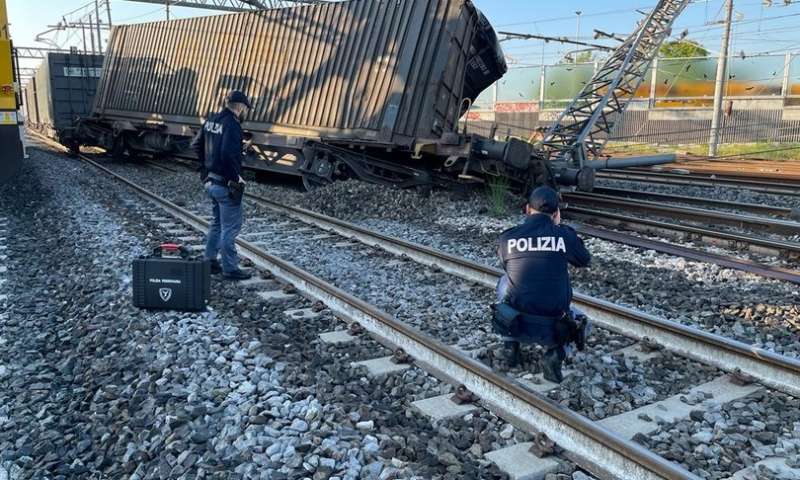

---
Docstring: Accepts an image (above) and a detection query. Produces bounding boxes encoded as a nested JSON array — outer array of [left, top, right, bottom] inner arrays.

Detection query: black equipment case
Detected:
[[133, 244, 210, 311]]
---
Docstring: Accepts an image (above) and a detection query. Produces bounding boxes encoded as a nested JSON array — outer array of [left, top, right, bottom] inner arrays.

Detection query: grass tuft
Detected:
[[486, 176, 511, 217]]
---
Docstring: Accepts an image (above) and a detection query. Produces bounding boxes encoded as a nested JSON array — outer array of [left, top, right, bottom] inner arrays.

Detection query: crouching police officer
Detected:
[[493, 186, 591, 383], [191, 90, 253, 281]]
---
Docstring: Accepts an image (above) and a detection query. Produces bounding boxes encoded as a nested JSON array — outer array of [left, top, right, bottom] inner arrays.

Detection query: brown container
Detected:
[[93, 0, 504, 149]]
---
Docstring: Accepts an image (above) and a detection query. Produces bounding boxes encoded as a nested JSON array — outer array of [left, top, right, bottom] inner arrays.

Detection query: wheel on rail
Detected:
[[111, 134, 129, 161], [302, 173, 332, 191], [66, 140, 81, 157], [301, 149, 335, 191]]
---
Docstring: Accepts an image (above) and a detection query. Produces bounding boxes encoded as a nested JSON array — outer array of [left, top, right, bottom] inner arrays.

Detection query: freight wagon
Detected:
[[78, 0, 537, 190], [24, 52, 105, 151]]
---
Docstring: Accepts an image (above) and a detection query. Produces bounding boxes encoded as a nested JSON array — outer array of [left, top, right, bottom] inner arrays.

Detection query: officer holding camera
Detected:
[[192, 90, 253, 281], [494, 186, 592, 383]]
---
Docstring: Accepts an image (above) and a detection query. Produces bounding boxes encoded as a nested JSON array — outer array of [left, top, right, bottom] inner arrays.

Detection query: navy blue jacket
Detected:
[[191, 108, 243, 183], [498, 214, 591, 317]]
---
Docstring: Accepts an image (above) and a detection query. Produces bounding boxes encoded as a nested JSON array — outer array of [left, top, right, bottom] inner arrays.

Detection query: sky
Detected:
[[7, 0, 800, 75]]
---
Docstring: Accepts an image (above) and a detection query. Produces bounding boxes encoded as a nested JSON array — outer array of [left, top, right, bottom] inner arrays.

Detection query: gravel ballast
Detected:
[[97, 159, 724, 421], [0, 149, 536, 479], [636, 390, 800, 480], [239, 177, 800, 359]]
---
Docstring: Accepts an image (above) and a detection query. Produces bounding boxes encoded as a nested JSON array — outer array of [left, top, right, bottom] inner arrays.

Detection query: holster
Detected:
[[227, 180, 245, 203], [493, 302, 576, 348], [553, 312, 576, 345], [492, 302, 522, 337]]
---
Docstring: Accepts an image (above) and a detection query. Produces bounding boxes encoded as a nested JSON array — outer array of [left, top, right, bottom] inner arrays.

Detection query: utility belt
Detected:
[[204, 171, 245, 203], [492, 302, 578, 347], [204, 172, 228, 186]]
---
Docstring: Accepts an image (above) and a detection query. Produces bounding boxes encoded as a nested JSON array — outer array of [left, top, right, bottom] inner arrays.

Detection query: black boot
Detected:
[[222, 268, 253, 281], [573, 314, 589, 352], [504, 341, 521, 368], [209, 259, 222, 275], [540, 347, 564, 383]]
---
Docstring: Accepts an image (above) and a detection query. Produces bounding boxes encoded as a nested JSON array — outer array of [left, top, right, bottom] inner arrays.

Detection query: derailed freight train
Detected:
[[24, 52, 105, 151], [78, 0, 543, 190]]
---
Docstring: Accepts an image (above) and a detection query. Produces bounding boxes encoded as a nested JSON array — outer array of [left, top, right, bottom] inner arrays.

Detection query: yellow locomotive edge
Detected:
[[0, 0, 24, 182]]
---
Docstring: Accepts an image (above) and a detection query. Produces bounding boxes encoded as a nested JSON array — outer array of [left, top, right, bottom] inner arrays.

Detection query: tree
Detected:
[[659, 40, 708, 58], [560, 50, 595, 64]]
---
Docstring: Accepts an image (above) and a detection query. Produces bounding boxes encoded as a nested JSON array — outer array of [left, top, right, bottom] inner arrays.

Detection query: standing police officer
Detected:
[[494, 186, 591, 383], [192, 90, 253, 280]]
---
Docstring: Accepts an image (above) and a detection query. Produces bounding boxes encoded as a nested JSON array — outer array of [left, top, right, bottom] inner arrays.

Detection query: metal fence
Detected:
[[466, 53, 800, 145]]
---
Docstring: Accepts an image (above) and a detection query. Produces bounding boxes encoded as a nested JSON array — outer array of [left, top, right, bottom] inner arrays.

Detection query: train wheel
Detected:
[[301, 149, 335, 191], [66, 140, 80, 157], [301, 174, 331, 191], [111, 135, 127, 161]]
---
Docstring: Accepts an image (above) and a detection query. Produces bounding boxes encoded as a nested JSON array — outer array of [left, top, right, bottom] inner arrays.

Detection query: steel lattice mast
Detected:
[[537, 0, 690, 170]]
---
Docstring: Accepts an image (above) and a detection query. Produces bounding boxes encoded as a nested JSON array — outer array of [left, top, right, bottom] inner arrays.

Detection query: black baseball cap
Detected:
[[227, 90, 252, 109], [528, 186, 560, 214]]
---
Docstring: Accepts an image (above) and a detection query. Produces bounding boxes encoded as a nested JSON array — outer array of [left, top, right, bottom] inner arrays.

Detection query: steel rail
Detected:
[[242, 193, 800, 398], [587, 187, 795, 218], [627, 167, 800, 186], [572, 224, 800, 284], [563, 192, 800, 236], [597, 170, 800, 197], [61, 152, 699, 480], [140, 156, 800, 282], [564, 207, 800, 258]]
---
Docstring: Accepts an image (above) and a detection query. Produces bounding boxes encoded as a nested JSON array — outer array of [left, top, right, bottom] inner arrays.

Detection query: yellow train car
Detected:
[[0, 0, 23, 182]]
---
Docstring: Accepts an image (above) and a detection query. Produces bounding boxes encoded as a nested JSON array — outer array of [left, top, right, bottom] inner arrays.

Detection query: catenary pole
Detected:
[[95, 0, 102, 53], [708, 0, 734, 157], [574, 10, 582, 63]]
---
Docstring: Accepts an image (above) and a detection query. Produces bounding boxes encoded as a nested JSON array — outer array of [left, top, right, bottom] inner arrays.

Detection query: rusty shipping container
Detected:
[[88, 0, 523, 187]]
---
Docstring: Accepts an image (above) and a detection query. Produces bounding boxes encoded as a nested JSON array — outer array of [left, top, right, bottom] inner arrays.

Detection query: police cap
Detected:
[[227, 90, 252, 109], [528, 186, 560, 214]]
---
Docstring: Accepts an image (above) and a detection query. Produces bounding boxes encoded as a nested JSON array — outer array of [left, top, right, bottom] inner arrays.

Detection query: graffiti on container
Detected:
[[495, 101, 538, 113]]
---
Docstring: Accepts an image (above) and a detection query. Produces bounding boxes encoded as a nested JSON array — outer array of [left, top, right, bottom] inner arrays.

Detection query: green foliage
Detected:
[[560, 50, 595, 64], [486, 176, 511, 217], [659, 40, 708, 58]]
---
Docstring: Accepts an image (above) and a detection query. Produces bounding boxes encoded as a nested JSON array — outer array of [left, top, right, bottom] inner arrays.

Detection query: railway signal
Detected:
[[0, 0, 23, 183]]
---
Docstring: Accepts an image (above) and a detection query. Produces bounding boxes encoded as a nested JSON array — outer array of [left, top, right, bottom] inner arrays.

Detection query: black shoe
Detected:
[[222, 269, 253, 281], [504, 341, 521, 368], [209, 259, 222, 275], [540, 348, 564, 383]]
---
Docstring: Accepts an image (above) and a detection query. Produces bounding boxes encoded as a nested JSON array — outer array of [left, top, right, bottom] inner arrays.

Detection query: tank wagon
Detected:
[[24, 52, 105, 151], [80, 0, 537, 190]]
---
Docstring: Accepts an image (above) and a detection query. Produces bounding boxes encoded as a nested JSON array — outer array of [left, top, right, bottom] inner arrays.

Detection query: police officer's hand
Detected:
[[238, 175, 246, 185]]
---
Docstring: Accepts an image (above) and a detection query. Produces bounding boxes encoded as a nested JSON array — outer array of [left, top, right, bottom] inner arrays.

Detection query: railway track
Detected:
[[565, 206, 800, 260], [34, 142, 698, 480], [636, 159, 800, 183], [30, 134, 800, 479], [147, 158, 800, 284], [563, 192, 800, 237], [572, 223, 800, 284], [597, 169, 800, 197], [107, 159, 800, 478], [561, 191, 800, 261], [586, 186, 797, 219]]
